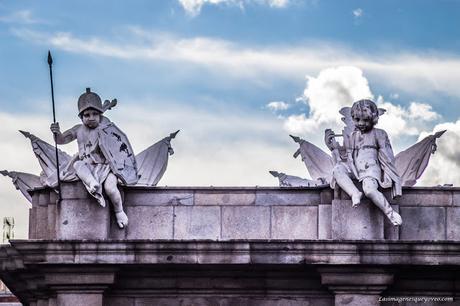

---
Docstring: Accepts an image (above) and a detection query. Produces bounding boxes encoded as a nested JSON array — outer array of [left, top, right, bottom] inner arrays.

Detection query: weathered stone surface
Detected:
[[222, 206, 270, 239], [126, 206, 173, 239], [320, 189, 333, 204], [332, 199, 384, 240], [28, 207, 36, 239], [57, 293, 102, 306], [124, 190, 193, 206], [393, 189, 452, 206], [447, 207, 460, 240], [318, 204, 331, 239], [400, 207, 446, 240], [47, 202, 57, 239], [38, 191, 50, 206], [195, 190, 255, 206], [174, 206, 220, 240], [104, 297, 135, 306], [271, 206, 318, 239], [57, 199, 110, 240], [255, 190, 320, 206], [60, 182, 90, 200], [35, 206, 48, 239], [454, 190, 460, 206], [135, 297, 332, 306], [384, 205, 400, 240]]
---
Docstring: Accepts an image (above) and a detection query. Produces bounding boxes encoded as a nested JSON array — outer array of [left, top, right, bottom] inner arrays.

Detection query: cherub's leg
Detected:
[[73, 161, 100, 194], [362, 178, 402, 226], [104, 173, 128, 228], [333, 164, 363, 207]]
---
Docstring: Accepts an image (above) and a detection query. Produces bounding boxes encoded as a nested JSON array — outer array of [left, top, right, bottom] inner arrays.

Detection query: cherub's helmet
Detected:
[[78, 88, 104, 115]]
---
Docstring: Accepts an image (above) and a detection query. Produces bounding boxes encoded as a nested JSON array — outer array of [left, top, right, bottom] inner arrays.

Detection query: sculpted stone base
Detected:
[[332, 198, 384, 240]]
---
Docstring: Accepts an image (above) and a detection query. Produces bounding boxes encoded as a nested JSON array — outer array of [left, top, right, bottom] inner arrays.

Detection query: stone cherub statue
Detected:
[[50, 88, 138, 228], [325, 99, 402, 226]]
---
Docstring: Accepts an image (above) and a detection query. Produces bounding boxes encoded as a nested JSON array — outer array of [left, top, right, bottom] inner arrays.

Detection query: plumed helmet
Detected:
[[78, 88, 104, 115]]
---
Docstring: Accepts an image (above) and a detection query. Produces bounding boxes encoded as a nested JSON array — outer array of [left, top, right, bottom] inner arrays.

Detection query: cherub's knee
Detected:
[[104, 175, 119, 197], [332, 164, 347, 177], [362, 179, 379, 198]]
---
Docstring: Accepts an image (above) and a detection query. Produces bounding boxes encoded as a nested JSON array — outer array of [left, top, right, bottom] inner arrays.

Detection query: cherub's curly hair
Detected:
[[350, 99, 379, 125]]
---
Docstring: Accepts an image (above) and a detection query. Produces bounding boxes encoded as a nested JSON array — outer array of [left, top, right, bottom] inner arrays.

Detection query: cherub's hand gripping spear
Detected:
[[48, 51, 61, 202]]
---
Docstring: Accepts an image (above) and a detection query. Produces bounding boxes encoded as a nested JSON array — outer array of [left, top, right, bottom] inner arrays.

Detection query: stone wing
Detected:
[[395, 130, 446, 186], [0, 170, 42, 203], [292, 136, 334, 182], [136, 130, 179, 186], [19, 130, 73, 183]]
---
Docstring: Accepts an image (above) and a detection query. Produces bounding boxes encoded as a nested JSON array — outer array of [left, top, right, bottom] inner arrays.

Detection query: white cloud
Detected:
[[407, 102, 440, 121], [0, 10, 44, 24], [418, 121, 460, 186], [353, 8, 363, 18], [282, 67, 442, 144], [11, 28, 460, 99], [283, 66, 373, 137], [267, 101, 289, 111], [178, 0, 289, 16]]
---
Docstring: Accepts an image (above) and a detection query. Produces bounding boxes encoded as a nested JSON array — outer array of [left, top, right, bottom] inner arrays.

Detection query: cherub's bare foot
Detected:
[[351, 192, 363, 208], [387, 210, 402, 226], [115, 211, 129, 228]]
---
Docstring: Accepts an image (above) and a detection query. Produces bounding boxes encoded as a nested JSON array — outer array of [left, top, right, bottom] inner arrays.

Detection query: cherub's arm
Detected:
[[50, 123, 79, 145]]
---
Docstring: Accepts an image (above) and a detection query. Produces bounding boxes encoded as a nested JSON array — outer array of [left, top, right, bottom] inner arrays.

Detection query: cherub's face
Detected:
[[81, 109, 101, 129], [354, 115, 373, 133]]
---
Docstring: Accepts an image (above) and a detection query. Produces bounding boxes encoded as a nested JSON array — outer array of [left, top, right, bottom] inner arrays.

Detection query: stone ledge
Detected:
[[5, 240, 460, 266]]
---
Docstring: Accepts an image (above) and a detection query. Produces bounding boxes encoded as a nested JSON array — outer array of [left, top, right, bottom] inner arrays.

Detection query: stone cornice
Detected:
[[5, 240, 460, 266]]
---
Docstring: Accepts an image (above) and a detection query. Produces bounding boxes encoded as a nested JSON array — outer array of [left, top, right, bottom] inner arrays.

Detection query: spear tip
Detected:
[[47, 50, 53, 65]]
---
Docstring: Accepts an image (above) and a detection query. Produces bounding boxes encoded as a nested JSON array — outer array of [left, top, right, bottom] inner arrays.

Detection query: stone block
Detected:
[[28, 208, 36, 239], [57, 199, 110, 240], [222, 206, 270, 239], [271, 206, 318, 239], [454, 190, 460, 206], [195, 190, 255, 205], [38, 191, 50, 206], [104, 297, 135, 306], [318, 204, 332, 239], [394, 189, 452, 206], [174, 206, 221, 239], [135, 297, 330, 306], [384, 205, 400, 240], [332, 199, 384, 240], [126, 206, 173, 239], [255, 190, 320, 206], [447, 207, 460, 240], [60, 181, 90, 200], [320, 189, 333, 204], [35, 206, 49, 239], [57, 293, 102, 306], [47, 203, 57, 239], [108, 216, 128, 239], [399, 207, 446, 240], [124, 190, 193, 206]]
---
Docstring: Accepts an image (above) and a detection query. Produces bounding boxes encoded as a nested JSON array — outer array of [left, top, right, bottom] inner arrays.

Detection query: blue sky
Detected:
[[1, 0, 460, 237]]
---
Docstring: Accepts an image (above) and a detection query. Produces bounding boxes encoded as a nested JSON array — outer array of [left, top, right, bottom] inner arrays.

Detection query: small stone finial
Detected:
[[290, 135, 301, 143], [170, 130, 180, 139], [86, 87, 91, 93]]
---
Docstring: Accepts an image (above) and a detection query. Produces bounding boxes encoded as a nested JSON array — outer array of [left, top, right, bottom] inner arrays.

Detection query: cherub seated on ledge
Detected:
[[325, 99, 403, 226]]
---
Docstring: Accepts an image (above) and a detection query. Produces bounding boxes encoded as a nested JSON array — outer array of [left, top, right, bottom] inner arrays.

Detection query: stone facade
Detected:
[[1, 182, 459, 305]]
